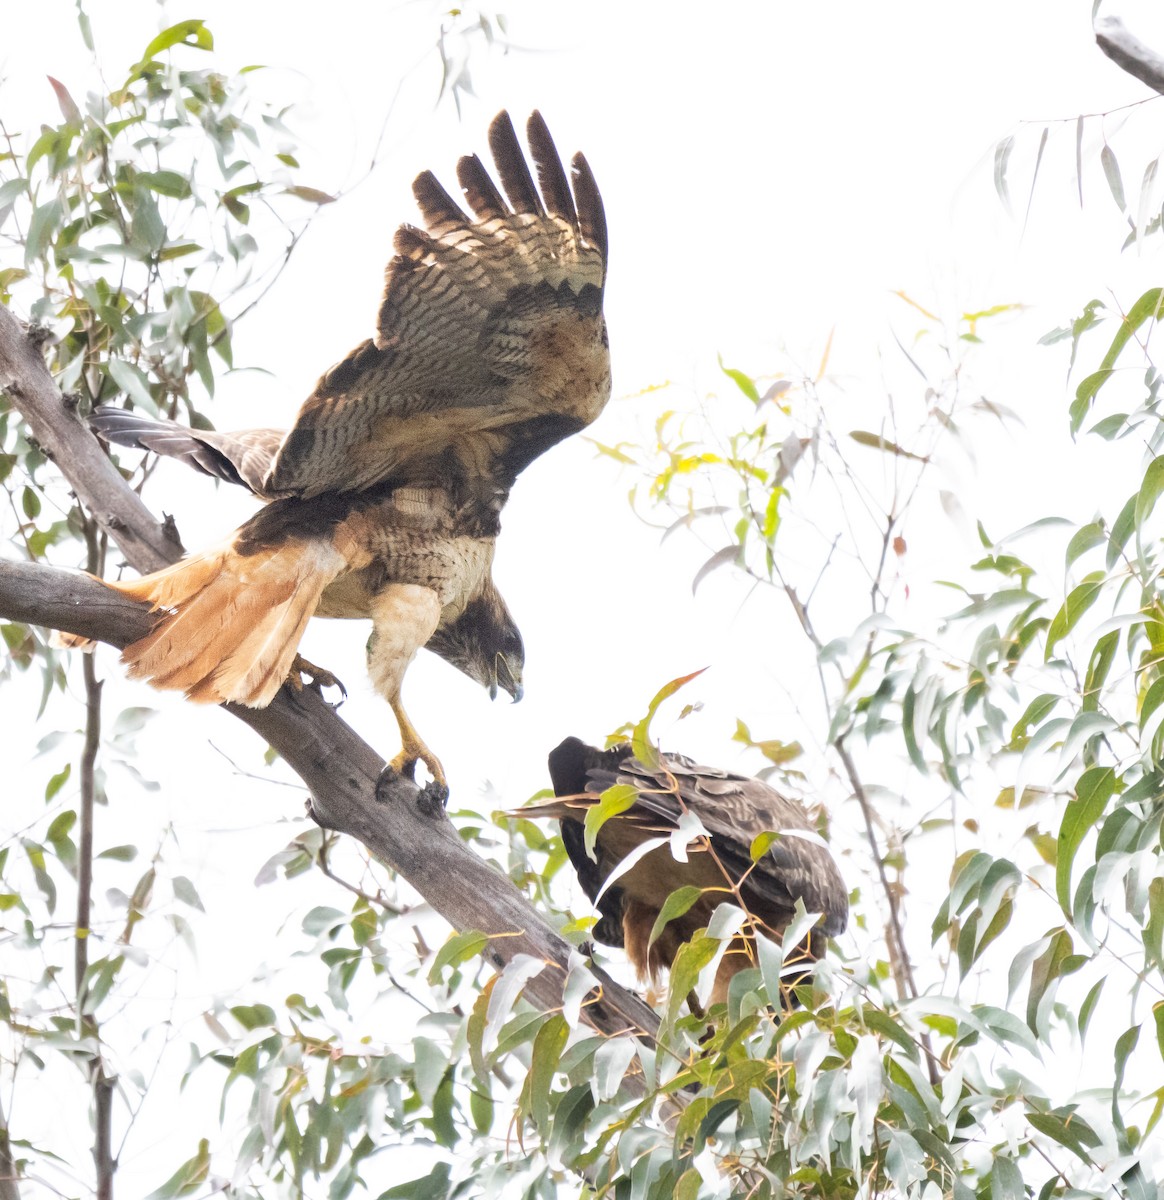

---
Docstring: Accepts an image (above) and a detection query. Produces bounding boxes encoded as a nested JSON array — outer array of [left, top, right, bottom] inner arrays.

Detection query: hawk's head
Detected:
[[427, 586, 524, 703]]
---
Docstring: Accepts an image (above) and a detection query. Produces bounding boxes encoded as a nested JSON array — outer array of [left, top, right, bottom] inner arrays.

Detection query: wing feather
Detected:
[[457, 153, 508, 221], [488, 110, 545, 216], [261, 111, 609, 500], [571, 152, 608, 268], [89, 405, 281, 496], [412, 169, 472, 234], [526, 111, 576, 225]]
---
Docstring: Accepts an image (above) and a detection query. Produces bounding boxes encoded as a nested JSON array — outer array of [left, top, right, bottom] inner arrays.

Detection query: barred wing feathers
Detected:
[[264, 111, 610, 500], [89, 406, 281, 495]]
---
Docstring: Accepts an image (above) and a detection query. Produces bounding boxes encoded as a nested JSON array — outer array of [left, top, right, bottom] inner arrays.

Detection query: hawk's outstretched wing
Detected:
[[514, 737, 848, 1008], [268, 110, 609, 500]]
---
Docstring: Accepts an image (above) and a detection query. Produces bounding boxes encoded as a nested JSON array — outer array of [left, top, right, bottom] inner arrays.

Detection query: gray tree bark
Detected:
[[1095, 15, 1164, 96]]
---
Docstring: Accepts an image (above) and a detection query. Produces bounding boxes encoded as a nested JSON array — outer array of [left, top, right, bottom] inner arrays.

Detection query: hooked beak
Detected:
[[492, 651, 524, 703]]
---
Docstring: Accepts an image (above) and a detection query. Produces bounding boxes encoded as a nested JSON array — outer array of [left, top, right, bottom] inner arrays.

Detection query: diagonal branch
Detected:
[[0, 305, 659, 1043], [1095, 15, 1164, 96]]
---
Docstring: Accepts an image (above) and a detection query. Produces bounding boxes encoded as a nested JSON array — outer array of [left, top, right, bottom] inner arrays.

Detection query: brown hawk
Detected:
[[514, 737, 847, 1008], [87, 112, 609, 794]]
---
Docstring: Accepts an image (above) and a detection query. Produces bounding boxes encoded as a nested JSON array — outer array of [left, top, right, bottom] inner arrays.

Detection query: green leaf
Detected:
[[1112, 1024, 1140, 1132], [1138, 455, 1164, 534], [1072, 289, 1164, 432], [1009, 692, 1060, 749], [862, 1007, 920, 1060], [1044, 571, 1105, 660], [379, 1163, 451, 1200], [647, 886, 704, 950], [718, 355, 760, 403], [25, 197, 62, 262], [848, 430, 927, 462], [1106, 493, 1137, 569], [172, 875, 204, 912], [144, 1138, 210, 1199], [1026, 1107, 1101, 1163], [1065, 521, 1106, 567], [412, 1036, 447, 1109], [991, 1156, 1024, 1200], [141, 20, 213, 61], [229, 1003, 275, 1031], [631, 668, 706, 768], [1144, 877, 1164, 971], [428, 929, 489, 984], [1078, 977, 1105, 1043], [107, 359, 156, 412], [284, 185, 336, 205], [525, 1014, 568, 1135], [138, 170, 192, 199], [130, 186, 165, 254], [1026, 928, 1074, 1035], [583, 784, 638, 860], [665, 931, 720, 1025], [1101, 143, 1126, 211], [1082, 629, 1118, 711], [1056, 766, 1117, 917], [44, 762, 70, 801], [97, 844, 137, 862]]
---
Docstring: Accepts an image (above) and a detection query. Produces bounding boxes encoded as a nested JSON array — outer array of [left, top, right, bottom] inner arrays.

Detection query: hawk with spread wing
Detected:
[[515, 737, 847, 1008], [88, 112, 609, 793]]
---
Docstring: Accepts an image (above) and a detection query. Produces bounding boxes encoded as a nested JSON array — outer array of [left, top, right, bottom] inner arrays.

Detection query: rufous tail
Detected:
[[109, 537, 346, 706]]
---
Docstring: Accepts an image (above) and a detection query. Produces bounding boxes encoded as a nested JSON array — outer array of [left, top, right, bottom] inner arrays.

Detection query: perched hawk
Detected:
[[88, 112, 609, 792], [516, 737, 847, 1008]]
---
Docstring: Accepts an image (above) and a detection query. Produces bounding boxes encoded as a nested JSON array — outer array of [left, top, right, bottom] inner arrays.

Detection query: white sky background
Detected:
[[3, 0, 1164, 1192]]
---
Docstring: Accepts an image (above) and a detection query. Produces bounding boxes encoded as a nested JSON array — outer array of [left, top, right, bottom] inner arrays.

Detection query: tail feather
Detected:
[[110, 537, 346, 706]]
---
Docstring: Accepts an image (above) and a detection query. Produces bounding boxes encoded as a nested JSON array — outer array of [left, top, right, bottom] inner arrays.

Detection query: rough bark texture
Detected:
[[1095, 15, 1164, 96], [0, 304, 659, 1042]]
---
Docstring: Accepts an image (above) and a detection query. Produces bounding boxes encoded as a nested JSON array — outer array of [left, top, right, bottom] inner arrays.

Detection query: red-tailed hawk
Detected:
[[87, 112, 609, 794], [515, 737, 847, 1008]]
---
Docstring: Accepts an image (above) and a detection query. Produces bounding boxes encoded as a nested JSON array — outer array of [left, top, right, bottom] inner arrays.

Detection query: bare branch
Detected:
[[1095, 15, 1164, 96], [0, 310, 661, 1045]]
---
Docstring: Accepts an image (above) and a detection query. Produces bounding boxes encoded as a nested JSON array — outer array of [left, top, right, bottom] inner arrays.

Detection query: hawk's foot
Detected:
[[375, 759, 449, 812], [288, 654, 347, 705]]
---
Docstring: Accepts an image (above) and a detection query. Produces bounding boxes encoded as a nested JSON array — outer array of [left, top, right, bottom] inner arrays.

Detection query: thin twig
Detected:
[[76, 516, 115, 1200]]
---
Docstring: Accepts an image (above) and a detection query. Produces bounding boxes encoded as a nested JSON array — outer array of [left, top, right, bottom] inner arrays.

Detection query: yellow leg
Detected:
[[386, 694, 448, 791]]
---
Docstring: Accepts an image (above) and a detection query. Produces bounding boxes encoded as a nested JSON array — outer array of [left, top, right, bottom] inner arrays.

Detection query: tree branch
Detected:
[[0, 308, 659, 1043], [1095, 15, 1164, 96]]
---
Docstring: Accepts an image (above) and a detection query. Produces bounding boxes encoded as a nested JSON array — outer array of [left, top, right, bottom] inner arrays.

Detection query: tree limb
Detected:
[[0, 307, 660, 1042], [1095, 15, 1164, 96]]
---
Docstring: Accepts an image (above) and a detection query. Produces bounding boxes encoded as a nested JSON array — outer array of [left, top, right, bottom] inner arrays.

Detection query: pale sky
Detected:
[[3, 0, 1163, 1191]]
